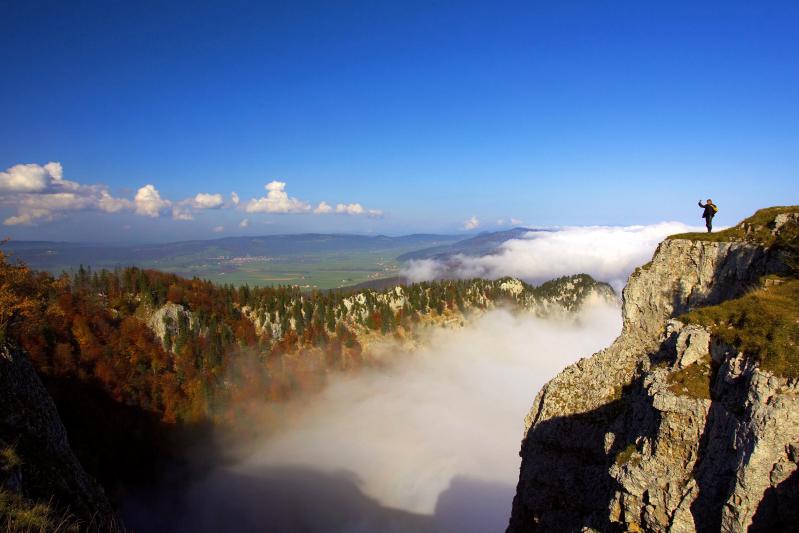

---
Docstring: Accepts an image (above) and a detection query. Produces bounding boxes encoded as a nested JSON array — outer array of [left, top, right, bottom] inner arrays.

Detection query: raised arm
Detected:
[[698, 201, 706, 208]]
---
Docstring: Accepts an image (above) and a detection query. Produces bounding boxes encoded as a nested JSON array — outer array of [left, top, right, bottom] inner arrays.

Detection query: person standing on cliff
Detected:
[[698, 198, 718, 233]]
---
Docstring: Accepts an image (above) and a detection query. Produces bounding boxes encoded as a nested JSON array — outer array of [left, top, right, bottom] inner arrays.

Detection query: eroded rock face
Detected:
[[508, 234, 795, 532], [147, 301, 194, 348], [0, 343, 112, 523]]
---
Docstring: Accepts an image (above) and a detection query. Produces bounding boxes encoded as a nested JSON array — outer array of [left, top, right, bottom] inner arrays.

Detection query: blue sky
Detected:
[[1, 0, 797, 242]]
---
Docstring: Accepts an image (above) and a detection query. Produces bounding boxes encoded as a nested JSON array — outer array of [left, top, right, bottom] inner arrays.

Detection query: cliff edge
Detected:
[[508, 206, 799, 532], [1, 342, 113, 530]]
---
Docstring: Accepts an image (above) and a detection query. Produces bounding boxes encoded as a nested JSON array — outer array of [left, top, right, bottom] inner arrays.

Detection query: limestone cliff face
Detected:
[[147, 301, 195, 348], [508, 212, 797, 532], [0, 342, 113, 524]]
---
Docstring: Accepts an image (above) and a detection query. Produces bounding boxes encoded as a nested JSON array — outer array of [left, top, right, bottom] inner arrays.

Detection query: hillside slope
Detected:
[[1, 342, 113, 530], [507, 206, 799, 532], [0, 245, 615, 526]]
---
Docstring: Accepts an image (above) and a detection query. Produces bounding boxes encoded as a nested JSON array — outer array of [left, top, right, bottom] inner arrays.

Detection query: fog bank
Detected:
[[402, 222, 705, 289], [124, 298, 621, 532]]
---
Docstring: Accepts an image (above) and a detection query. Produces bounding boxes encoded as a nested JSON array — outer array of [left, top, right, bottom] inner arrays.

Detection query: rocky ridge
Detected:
[[0, 342, 113, 528], [508, 206, 799, 532]]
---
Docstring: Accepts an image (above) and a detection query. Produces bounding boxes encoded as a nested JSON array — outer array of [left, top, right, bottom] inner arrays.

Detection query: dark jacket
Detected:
[[699, 201, 716, 219]]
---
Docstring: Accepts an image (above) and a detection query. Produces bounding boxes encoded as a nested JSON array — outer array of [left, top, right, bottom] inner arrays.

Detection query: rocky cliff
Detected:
[[0, 342, 113, 529], [508, 207, 799, 532]]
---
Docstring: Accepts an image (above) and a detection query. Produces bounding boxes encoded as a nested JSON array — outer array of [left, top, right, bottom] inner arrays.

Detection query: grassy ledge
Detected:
[[679, 279, 799, 379], [668, 205, 799, 244]]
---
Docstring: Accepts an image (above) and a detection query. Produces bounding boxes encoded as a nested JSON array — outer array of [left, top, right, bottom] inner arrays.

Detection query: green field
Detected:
[[144, 248, 411, 289], [5, 233, 466, 290]]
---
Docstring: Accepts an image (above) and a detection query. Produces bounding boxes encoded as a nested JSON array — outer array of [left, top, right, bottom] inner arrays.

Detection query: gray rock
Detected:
[[508, 223, 796, 532], [0, 343, 113, 523]]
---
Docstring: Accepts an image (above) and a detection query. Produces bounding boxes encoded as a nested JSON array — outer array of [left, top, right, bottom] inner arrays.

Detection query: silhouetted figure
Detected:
[[698, 199, 718, 233]]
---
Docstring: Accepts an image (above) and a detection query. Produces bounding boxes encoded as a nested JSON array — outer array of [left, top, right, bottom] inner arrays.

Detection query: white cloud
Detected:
[[231, 191, 240, 206], [192, 193, 224, 209], [170, 192, 226, 220], [463, 216, 480, 230], [212, 225, 224, 233], [0, 162, 56, 192], [335, 203, 365, 215], [402, 222, 705, 289], [171, 204, 194, 221], [239, 218, 250, 228], [0, 162, 138, 225], [134, 184, 171, 217], [313, 201, 333, 214], [510, 218, 522, 226], [97, 191, 132, 213], [314, 201, 382, 217], [245, 181, 311, 214]]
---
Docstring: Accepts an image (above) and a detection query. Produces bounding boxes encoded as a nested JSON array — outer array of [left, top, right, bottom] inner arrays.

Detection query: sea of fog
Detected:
[[123, 297, 621, 533]]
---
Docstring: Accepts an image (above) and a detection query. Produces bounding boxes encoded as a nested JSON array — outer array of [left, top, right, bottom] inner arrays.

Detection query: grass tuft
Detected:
[[0, 489, 54, 532], [0, 446, 22, 471], [614, 443, 641, 467], [668, 205, 799, 245], [667, 358, 713, 399], [679, 280, 799, 378]]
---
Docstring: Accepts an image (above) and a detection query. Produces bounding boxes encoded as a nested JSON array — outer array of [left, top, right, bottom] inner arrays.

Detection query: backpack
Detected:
[[711, 204, 718, 214]]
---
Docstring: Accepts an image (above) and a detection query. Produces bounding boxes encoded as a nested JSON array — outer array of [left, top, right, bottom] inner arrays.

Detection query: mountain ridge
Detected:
[[507, 206, 799, 532]]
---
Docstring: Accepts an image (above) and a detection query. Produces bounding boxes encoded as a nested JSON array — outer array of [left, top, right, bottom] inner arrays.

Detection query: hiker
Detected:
[[698, 199, 718, 233]]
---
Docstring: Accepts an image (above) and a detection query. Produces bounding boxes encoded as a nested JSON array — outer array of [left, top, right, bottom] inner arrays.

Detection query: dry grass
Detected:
[[667, 358, 713, 399], [0, 490, 56, 532], [668, 206, 799, 245], [615, 443, 641, 467], [0, 446, 21, 471], [680, 280, 799, 378]]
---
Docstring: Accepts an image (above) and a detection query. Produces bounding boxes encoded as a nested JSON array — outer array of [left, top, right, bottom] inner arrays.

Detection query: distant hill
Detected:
[[397, 227, 551, 261], [4, 233, 462, 270], [338, 276, 410, 291]]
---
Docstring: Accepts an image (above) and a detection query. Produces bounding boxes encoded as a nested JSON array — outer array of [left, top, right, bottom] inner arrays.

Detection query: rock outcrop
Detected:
[[147, 301, 195, 348], [0, 342, 113, 525], [508, 207, 799, 532]]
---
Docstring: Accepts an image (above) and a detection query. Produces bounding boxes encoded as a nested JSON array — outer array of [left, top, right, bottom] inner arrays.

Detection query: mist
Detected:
[[123, 297, 621, 533], [402, 222, 706, 289]]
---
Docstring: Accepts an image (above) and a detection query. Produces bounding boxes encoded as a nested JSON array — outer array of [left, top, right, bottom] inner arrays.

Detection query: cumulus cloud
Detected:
[[311, 201, 382, 217], [131, 301, 621, 532], [192, 193, 224, 209], [239, 218, 250, 228], [313, 201, 333, 214], [0, 162, 59, 192], [171, 204, 194, 221], [335, 203, 365, 215], [170, 192, 226, 220], [402, 222, 705, 289], [134, 184, 171, 217], [239, 180, 383, 218], [463, 216, 480, 230], [0, 161, 138, 225], [231, 191, 240, 206], [245, 181, 311, 214]]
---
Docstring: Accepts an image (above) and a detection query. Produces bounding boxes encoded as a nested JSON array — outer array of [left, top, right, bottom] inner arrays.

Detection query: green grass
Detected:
[[668, 206, 799, 244], [667, 357, 713, 399], [136, 248, 410, 289], [614, 443, 641, 467], [679, 279, 799, 378]]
